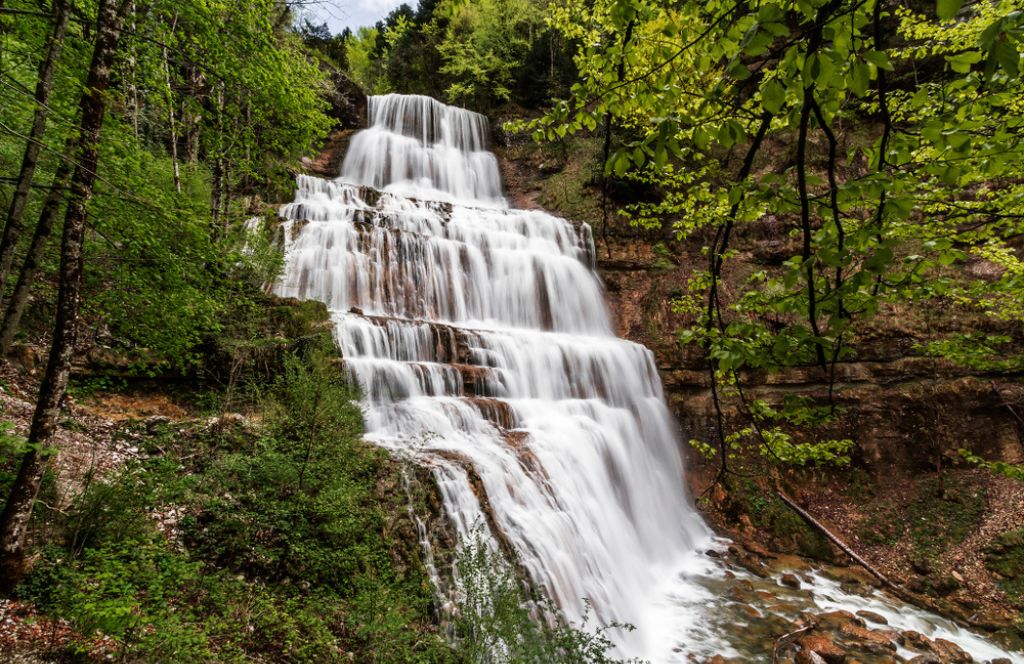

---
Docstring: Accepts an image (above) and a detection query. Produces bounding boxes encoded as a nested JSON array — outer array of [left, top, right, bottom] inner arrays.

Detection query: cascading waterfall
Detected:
[[274, 94, 1020, 662], [276, 93, 711, 659]]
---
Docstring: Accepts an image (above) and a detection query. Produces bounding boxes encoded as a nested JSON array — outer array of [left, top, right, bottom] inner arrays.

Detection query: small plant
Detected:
[[452, 532, 640, 664]]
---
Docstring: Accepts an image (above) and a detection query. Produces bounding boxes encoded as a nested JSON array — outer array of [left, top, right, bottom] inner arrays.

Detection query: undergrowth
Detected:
[[6, 335, 631, 662]]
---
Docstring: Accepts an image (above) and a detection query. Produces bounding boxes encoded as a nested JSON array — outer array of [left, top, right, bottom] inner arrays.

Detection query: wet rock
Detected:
[[816, 610, 863, 631], [930, 638, 973, 663], [837, 623, 898, 654], [855, 610, 888, 625], [907, 657, 942, 664], [797, 652, 829, 664], [744, 541, 776, 559], [797, 633, 847, 664], [987, 658, 1012, 664], [738, 604, 762, 619], [781, 573, 801, 589], [903, 630, 935, 652], [819, 566, 881, 589]]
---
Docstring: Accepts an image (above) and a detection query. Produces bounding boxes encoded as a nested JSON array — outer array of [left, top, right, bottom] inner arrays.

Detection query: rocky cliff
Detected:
[[495, 134, 1024, 636]]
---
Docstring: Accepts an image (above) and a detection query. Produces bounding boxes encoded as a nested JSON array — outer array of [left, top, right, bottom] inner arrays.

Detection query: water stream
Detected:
[[274, 94, 1021, 662]]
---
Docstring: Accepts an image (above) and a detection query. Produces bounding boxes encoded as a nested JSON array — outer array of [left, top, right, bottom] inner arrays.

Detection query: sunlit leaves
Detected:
[[529, 0, 1024, 468]]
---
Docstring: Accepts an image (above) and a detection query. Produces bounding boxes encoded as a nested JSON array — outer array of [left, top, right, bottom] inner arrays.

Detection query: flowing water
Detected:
[[274, 94, 1022, 662]]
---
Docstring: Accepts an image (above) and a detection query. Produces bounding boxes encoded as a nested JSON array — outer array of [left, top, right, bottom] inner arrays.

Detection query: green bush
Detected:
[[452, 535, 634, 664]]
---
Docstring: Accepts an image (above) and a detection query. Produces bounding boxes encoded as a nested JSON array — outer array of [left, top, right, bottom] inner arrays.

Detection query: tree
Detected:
[[0, 0, 133, 590], [435, 0, 546, 108], [0, 0, 70, 296], [524, 0, 1024, 476]]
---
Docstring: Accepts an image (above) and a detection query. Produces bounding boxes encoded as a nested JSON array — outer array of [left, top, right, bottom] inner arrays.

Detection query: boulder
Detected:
[[930, 638, 973, 663], [797, 633, 847, 664], [855, 610, 888, 625], [781, 572, 802, 589]]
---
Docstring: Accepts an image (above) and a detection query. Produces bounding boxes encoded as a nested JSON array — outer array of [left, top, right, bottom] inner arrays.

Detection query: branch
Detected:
[[776, 490, 900, 591]]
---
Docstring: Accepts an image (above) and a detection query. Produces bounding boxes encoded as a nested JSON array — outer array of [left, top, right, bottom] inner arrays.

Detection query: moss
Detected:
[[736, 480, 835, 562], [986, 527, 1024, 607], [906, 473, 987, 562], [532, 137, 604, 224], [855, 509, 904, 546]]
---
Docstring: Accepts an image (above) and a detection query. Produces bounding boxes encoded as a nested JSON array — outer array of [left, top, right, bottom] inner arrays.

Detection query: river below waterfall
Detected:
[[273, 93, 1021, 662]]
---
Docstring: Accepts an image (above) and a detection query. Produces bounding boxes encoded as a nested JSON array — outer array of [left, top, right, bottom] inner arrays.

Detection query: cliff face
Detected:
[[495, 137, 1024, 632]]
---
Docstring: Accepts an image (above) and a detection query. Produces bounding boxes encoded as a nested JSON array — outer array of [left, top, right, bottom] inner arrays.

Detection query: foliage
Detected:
[[959, 449, 1024, 482], [435, 0, 547, 107], [338, 0, 575, 110], [14, 345, 451, 662], [452, 535, 636, 664], [524, 0, 1024, 472], [0, 0, 330, 371], [189, 346, 391, 590], [347, 26, 390, 93]]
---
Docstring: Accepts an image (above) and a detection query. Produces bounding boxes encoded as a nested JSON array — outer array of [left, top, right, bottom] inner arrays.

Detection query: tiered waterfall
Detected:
[[276, 93, 712, 659]]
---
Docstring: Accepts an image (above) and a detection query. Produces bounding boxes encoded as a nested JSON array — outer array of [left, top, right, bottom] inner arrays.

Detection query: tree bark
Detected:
[[0, 0, 130, 593], [0, 155, 73, 357], [161, 12, 180, 193], [0, 0, 70, 299]]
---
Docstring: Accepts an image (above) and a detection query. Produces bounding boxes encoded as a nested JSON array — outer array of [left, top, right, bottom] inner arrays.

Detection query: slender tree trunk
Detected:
[[0, 0, 130, 593], [0, 0, 70, 299], [162, 12, 180, 192], [0, 155, 73, 357]]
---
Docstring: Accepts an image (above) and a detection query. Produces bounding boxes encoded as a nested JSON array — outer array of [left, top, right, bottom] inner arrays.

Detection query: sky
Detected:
[[301, 0, 408, 33]]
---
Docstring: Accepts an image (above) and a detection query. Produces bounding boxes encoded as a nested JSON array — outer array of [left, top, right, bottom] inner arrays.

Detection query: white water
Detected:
[[275, 94, 1020, 662]]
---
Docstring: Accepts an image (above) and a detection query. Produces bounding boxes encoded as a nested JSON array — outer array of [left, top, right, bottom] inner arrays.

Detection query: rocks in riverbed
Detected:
[[930, 638, 974, 663], [781, 572, 802, 588], [796, 633, 847, 663], [855, 609, 888, 625]]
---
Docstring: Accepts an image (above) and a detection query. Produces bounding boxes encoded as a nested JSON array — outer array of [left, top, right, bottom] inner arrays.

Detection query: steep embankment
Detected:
[[0, 293, 453, 662], [494, 131, 1024, 636]]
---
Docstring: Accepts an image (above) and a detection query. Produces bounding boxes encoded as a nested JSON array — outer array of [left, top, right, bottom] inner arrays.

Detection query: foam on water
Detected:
[[275, 93, 1020, 661]]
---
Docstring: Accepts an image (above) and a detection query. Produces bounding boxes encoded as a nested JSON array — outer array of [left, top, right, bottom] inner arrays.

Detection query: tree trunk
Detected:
[[0, 0, 70, 299], [162, 12, 180, 193], [0, 155, 73, 357], [0, 0, 130, 593]]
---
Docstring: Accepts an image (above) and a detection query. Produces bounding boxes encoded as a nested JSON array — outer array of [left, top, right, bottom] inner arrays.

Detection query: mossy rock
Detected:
[[986, 527, 1024, 606]]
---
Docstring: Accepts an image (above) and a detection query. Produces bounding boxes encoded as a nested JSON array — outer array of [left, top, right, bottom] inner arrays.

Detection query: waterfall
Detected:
[[273, 93, 1022, 663], [276, 93, 711, 657], [277, 93, 708, 658]]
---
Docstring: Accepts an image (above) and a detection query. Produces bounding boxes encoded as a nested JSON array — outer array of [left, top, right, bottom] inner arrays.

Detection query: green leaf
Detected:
[[761, 79, 786, 113], [864, 50, 894, 71], [947, 50, 982, 73], [849, 61, 870, 97], [936, 0, 962, 20]]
